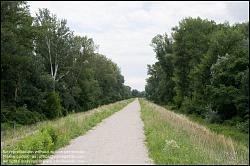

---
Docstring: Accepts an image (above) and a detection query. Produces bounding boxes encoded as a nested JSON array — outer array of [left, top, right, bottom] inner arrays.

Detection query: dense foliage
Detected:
[[1, 1, 133, 126], [145, 17, 249, 132]]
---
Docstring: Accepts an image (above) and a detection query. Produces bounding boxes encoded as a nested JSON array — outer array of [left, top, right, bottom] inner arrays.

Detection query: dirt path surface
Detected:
[[41, 99, 153, 165]]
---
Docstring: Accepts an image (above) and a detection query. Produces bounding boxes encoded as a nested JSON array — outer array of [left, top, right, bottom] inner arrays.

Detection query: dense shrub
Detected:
[[1, 106, 46, 125], [41, 125, 58, 145], [205, 108, 222, 123], [236, 120, 249, 133], [180, 98, 196, 114], [61, 107, 68, 116], [8, 130, 55, 164], [44, 91, 62, 119]]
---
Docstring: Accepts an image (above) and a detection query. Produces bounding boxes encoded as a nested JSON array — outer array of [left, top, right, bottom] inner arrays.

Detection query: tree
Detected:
[[171, 17, 216, 107], [1, 1, 34, 104], [145, 17, 249, 131], [1, 3, 133, 126], [34, 8, 73, 90], [146, 34, 175, 104], [44, 91, 61, 119]]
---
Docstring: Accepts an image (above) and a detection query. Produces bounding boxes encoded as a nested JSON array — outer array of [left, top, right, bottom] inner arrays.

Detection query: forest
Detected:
[[145, 17, 249, 133], [1, 1, 142, 127]]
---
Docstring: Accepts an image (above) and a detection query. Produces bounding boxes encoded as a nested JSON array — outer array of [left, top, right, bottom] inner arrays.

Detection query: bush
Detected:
[[8, 130, 55, 164], [61, 107, 68, 116], [236, 120, 249, 133], [223, 116, 242, 126], [44, 91, 62, 119], [180, 97, 196, 114], [1, 122, 14, 131], [173, 95, 183, 109], [205, 106, 222, 123], [41, 125, 58, 145], [1, 106, 46, 125]]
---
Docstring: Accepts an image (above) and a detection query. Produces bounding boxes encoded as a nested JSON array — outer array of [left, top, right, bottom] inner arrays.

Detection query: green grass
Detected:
[[187, 114, 249, 147], [139, 98, 249, 165], [1, 98, 134, 165], [165, 105, 249, 147]]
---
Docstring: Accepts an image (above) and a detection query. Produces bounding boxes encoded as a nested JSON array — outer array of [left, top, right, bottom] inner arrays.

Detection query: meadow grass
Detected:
[[164, 105, 249, 147], [187, 114, 249, 147], [139, 98, 249, 165], [1, 98, 134, 165]]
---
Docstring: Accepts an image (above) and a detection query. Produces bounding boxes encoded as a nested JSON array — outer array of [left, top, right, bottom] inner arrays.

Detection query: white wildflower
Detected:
[[163, 139, 180, 151]]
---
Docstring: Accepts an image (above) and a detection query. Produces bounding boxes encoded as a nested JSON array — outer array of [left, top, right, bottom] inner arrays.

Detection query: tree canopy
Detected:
[[145, 17, 249, 132], [1, 1, 134, 126]]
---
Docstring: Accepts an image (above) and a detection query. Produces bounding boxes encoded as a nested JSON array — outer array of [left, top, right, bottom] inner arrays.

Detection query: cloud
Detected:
[[28, 1, 249, 91], [225, 1, 249, 22]]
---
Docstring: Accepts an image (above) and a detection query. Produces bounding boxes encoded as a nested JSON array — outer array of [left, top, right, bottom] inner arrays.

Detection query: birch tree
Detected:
[[34, 8, 73, 89]]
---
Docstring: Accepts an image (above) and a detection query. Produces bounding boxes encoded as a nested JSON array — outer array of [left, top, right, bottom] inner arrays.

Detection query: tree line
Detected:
[[1, 1, 137, 126], [145, 17, 249, 132]]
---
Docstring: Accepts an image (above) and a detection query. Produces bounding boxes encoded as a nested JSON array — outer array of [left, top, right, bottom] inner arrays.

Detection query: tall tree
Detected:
[[1, 1, 34, 104], [1, 3, 134, 126], [171, 17, 216, 107], [146, 34, 175, 104], [34, 8, 73, 90], [145, 17, 249, 131]]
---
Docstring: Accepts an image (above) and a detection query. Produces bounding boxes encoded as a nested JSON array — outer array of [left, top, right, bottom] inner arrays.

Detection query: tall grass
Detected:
[[139, 98, 249, 165], [1, 98, 134, 165], [164, 105, 249, 147]]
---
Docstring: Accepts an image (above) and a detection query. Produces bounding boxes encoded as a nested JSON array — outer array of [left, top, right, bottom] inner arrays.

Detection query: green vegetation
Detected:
[[1, 1, 134, 126], [1, 99, 133, 165], [185, 113, 249, 147], [131, 89, 145, 98], [44, 91, 62, 119], [1, 1, 248, 164], [140, 98, 249, 165], [145, 17, 249, 133], [165, 105, 249, 147]]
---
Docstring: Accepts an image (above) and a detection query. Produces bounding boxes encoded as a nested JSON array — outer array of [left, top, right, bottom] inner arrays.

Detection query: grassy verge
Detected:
[[139, 98, 249, 165], [164, 105, 249, 147], [187, 114, 249, 147], [1, 98, 134, 165]]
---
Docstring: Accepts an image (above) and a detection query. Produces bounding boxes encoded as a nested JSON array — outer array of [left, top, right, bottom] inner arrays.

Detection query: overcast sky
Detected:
[[28, 1, 249, 91]]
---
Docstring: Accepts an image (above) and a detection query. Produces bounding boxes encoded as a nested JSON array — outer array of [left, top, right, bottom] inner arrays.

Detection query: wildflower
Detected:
[[163, 139, 180, 151]]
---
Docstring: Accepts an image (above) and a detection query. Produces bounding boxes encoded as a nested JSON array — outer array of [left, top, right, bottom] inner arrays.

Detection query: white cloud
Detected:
[[28, 1, 249, 91]]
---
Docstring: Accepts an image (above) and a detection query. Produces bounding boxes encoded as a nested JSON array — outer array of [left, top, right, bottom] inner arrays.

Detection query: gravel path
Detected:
[[41, 99, 153, 165]]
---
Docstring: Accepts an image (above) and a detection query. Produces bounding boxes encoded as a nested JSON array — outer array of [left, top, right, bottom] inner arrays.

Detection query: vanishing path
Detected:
[[41, 99, 153, 165]]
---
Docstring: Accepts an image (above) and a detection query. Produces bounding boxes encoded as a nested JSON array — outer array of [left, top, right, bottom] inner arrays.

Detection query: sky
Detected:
[[28, 1, 249, 91]]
